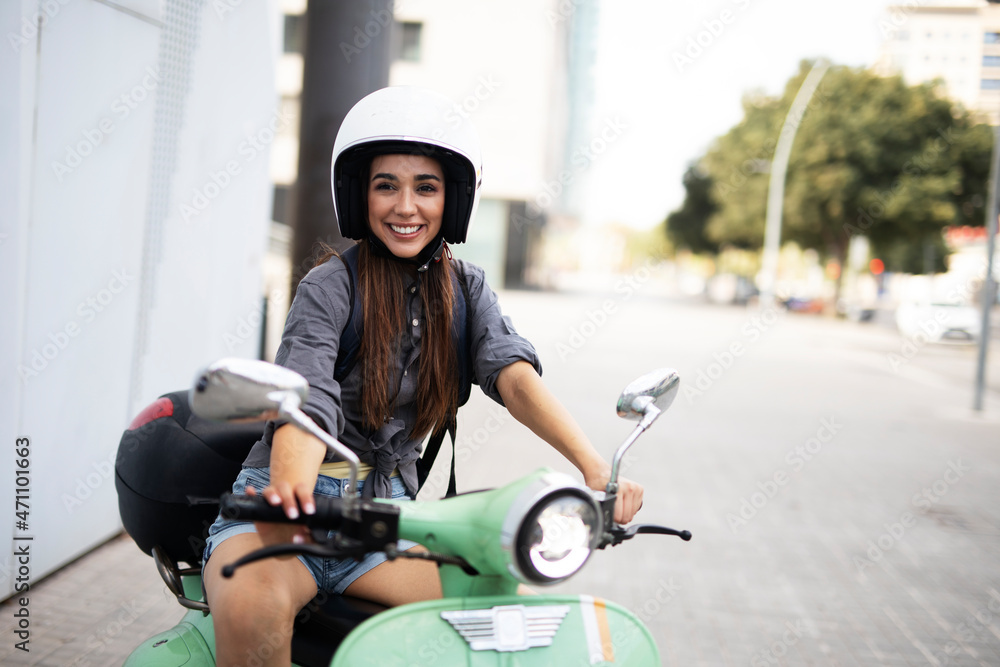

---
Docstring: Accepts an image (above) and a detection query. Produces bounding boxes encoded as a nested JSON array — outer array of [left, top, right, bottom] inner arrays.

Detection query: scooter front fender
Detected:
[[330, 594, 659, 666], [122, 608, 216, 667]]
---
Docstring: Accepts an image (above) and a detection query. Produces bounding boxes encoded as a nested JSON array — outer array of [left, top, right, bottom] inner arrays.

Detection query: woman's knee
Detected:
[[205, 535, 316, 624]]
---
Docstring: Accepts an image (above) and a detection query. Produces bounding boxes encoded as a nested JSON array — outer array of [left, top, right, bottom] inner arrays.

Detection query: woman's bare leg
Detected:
[[343, 545, 442, 606], [203, 533, 318, 667]]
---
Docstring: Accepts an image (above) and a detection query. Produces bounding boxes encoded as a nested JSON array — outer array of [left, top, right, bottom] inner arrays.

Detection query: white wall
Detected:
[[0, 0, 280, 597]]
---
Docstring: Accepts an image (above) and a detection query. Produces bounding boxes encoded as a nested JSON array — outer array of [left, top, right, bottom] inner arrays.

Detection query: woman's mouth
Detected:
[[388, 223, 422, 237]]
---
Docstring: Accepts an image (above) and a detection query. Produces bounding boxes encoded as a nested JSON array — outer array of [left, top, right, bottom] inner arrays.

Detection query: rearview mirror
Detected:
[[616, 368, 679, 422], [190, 358, 309, 422], [606, 369, 681, 501]]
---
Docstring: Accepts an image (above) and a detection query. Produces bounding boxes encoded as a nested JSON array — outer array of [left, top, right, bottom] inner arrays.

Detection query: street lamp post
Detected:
[[973, 125, 1000, 412], [760, 59, 830, 309]]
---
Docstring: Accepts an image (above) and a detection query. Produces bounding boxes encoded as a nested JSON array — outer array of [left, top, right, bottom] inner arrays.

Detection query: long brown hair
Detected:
[[313, 239, 459, 439], [357, 241, 457, 438]]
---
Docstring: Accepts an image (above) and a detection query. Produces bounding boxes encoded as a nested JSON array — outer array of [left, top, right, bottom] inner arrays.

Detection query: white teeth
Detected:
[[390, 224, 420, 234]]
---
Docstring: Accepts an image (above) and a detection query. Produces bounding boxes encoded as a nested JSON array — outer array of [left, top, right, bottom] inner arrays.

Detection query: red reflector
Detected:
[[128, 397, 175, 430]]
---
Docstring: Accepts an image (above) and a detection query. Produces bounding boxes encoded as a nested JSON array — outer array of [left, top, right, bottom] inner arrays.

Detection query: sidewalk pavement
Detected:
[[0, 532, 184, 666]]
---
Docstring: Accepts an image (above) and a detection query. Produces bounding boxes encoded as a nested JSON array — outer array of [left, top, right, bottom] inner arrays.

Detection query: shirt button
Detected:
[[412, 318, 419, 327], [410, 286, 416, 293]]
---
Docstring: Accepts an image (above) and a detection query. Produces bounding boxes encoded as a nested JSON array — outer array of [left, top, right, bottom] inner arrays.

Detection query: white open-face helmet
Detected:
[[331, 86, 483, 244]]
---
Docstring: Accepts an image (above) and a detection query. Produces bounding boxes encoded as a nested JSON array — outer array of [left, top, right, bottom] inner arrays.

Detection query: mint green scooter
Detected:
[[120, 359, 690, 666]]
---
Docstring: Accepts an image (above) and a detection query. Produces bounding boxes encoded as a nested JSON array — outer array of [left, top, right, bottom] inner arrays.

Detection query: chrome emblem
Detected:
[[441, 604, 571, 652]]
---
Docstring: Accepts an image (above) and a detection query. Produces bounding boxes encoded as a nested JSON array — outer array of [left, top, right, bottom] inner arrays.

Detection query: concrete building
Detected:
[[875, 0, 1000, 124], [271, 0, 597, 288]]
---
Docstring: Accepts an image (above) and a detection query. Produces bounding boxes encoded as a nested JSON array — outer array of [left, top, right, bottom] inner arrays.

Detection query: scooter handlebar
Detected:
[[219, 492, 344, 528]]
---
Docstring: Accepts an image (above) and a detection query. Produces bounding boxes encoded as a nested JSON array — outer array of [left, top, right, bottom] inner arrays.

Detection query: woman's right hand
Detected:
[[246, 483, 315, 546]]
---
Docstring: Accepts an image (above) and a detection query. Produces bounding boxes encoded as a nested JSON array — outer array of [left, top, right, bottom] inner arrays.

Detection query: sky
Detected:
[[582, 0, 901, 230]]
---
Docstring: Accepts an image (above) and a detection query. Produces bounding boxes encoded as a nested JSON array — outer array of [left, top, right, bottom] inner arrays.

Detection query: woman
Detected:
[[202, 86, 643, 667]]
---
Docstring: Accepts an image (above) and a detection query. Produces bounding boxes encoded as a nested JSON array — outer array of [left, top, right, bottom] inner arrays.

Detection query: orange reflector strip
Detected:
[[594, 597, 615, 662]]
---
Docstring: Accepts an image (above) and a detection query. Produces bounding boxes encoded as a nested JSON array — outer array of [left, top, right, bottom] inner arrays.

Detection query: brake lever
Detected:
[[221, 536, 365, 578], [598, 524, 692, 549]]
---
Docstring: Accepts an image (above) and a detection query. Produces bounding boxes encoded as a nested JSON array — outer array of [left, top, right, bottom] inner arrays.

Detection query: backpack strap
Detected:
[[416, 423, 457, 497], [416, 261, 473, 497], [453, 260, 473, 407], [334, 244, 362, 383]]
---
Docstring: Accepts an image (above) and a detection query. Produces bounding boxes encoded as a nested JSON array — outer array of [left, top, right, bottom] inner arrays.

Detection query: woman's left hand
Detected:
[[585, 471, 644, 525]]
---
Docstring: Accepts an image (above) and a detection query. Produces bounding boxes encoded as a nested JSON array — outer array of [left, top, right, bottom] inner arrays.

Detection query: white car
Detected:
[[895, 301, 982, 342]]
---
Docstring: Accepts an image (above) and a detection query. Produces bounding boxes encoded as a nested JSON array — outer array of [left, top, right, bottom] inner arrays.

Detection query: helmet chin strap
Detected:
[[367, 234, 446, 272]]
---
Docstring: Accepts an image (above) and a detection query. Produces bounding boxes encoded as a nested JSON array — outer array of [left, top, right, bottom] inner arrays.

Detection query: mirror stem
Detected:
[[277, 394, 361, 520], [607, 404, 661, 496]]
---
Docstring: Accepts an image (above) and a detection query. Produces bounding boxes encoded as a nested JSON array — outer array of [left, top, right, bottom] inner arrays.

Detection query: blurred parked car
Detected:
[[707, 274, 759, 305], [895, 301, 981, 342], [781, 297, 825, 314]]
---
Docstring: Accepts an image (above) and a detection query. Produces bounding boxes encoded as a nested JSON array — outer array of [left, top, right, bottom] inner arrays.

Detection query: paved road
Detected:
[[2, 286, 999, 666]]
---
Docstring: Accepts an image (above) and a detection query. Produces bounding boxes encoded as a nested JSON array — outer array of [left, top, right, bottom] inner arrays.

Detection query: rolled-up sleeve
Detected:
[[460, 260, 542, 405]]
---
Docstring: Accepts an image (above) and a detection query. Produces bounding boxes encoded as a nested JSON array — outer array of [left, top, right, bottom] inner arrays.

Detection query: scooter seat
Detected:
[[291, 593, 388, 667]]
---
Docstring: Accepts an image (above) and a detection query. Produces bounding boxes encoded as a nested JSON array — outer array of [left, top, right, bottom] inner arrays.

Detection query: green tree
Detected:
[[676, 60, 993, 282], [664, 165, 720, 254]]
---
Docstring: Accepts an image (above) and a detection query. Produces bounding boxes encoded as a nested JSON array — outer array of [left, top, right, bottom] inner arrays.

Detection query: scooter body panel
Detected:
[[122, 609, 216, 666], [330, 594, 660, 666]]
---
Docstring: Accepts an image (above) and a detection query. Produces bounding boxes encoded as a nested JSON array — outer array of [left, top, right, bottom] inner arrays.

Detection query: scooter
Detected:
[[116, 358, 691, 666]]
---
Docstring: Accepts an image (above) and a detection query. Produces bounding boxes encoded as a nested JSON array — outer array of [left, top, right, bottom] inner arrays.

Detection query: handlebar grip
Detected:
[[218, 492, 344, 527]]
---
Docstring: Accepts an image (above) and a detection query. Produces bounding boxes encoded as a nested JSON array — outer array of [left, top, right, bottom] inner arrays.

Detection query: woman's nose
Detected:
[[395, 188, 417, 215]]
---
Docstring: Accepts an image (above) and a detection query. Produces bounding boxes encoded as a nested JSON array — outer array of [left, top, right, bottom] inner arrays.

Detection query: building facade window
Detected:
[[980, 78, 1000, 90], [985, 31, 1000, 44], [283, 14, 305, 54], [985, 55, 1000, 67], [393, 22, 423, 62]]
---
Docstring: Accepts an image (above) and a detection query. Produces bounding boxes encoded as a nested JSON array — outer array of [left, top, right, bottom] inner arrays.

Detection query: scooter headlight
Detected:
[[514, 490, 601, 584]]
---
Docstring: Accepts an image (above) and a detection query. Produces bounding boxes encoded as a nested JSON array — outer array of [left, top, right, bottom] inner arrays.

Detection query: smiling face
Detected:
[[366, 153, 445, 258]]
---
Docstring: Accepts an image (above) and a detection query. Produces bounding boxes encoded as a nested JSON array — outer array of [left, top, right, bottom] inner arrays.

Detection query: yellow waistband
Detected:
[[318, 460, 398, 480]]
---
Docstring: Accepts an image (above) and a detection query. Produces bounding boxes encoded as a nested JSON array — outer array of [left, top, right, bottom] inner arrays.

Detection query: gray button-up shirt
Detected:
[[243, 255, 541, 499]]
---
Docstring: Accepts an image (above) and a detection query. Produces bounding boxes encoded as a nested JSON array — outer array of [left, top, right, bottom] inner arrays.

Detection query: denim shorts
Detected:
[[203, 466, 418, 594]]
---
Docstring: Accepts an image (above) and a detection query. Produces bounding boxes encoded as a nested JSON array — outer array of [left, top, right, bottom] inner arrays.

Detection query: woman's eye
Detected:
[[374, 182, 394, 191]]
